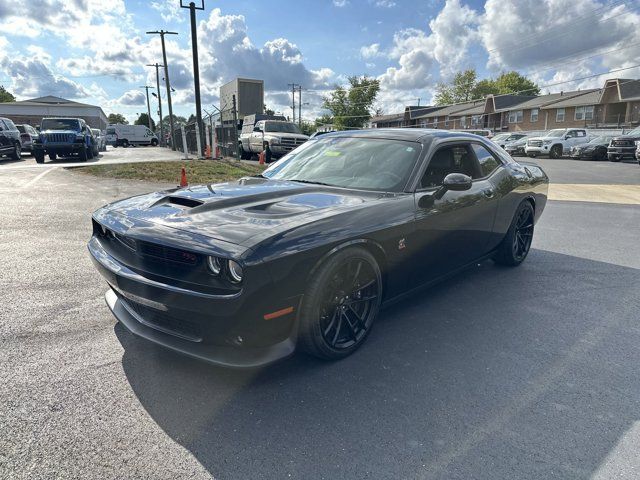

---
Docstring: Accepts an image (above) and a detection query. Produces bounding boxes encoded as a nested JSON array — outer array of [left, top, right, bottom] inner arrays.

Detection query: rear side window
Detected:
[[471, 144, 501, 177], [16, 125, 25, 133], [3, 119, 16, 130]]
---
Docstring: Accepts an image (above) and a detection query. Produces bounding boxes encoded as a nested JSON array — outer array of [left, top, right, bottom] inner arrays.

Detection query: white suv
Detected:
[[525, 128, 591, 158]]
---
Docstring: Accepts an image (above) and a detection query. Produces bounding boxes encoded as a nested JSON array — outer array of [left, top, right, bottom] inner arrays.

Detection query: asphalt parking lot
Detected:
[[1, 155, 640, 479]]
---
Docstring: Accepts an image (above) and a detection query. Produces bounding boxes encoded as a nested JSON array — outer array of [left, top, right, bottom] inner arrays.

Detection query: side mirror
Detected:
[[434, 173, 472, 200], [564, 135, 570, 140], [253, 126, 262, 132]]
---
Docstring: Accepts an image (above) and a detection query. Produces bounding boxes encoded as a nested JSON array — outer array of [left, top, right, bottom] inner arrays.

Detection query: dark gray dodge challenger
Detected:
[[89, 129, 548, 367]]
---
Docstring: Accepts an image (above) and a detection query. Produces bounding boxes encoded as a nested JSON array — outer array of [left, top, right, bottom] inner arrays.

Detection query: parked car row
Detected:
[[0, 116, 110, 164], [482, 126, 639, 165]]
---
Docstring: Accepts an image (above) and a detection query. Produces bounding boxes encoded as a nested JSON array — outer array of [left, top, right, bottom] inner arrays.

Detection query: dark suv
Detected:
[[33, 117, 94, 163], [608, 126, 640, 163], [0, 117, 22, 161]]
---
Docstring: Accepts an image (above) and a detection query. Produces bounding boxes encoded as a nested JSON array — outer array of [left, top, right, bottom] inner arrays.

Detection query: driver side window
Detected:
[[420, 144, 482, 189]]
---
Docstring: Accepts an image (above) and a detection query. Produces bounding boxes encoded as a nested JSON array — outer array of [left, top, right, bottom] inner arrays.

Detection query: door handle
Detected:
[[482, 188, 495, 198]]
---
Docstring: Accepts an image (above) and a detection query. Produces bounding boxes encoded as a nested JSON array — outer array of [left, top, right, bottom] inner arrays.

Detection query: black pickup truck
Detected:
[[608, 126, 640, 163]]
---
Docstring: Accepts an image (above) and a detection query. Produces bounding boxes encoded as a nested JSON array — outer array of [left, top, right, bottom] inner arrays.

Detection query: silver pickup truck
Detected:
[[239, 114, 308, 161]]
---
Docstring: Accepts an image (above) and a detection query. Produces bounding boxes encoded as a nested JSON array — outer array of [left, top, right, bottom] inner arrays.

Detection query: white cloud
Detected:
[[333, 0, 349, 6], [360, 43, 381, 59], [115, 89, 147, 106], [150, 0, 184, 23], [373, 0, 396, 7]]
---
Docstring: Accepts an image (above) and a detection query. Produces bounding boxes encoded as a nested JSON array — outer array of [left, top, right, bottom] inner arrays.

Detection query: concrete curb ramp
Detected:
[[549, 184, 640, 205]]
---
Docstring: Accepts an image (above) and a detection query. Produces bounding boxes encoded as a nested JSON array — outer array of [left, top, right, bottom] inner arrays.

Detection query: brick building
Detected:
[[0, 96, 108, 129]]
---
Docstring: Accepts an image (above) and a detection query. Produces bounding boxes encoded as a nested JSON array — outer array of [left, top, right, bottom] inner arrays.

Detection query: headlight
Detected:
[[269, 137, 281, 145], [207, 256, 222, 275], [542, 139, 552, 145], [635, 140, 640, 146], [227, 260, 243, 283]]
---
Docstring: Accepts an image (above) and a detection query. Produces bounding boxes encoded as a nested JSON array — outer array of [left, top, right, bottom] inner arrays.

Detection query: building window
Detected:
[[575, 105, 594, 121], [556, 108, 565, 122], [444, 116, 450, 128], [471, 115, 482, 126], [432, 116, 438, 128], [508, 110, 523, 123], [460, 116, 466, 128], [530, 108, 539, 122]]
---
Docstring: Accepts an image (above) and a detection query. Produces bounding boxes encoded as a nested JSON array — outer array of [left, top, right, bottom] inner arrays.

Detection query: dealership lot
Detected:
[[1, 158, 640, 479]]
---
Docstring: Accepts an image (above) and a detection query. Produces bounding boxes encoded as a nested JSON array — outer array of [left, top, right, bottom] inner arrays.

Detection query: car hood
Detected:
[[41, 129, 80, 134], [103, 178, 382, 247], [263, 132, 309, 140]]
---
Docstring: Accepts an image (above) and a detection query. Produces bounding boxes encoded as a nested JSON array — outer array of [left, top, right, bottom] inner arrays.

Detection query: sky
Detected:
[[0, 0, 639, 123]]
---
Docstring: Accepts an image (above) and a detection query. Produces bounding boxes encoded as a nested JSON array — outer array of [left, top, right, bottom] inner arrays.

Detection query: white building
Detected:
[[0, 96, 109, 129]]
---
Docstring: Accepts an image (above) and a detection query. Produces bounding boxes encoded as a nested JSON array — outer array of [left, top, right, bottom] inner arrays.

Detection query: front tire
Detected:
[[34, 152, 45, 164], [151, 139, 158, 147], [298, 247, 382, 360], [239, 144, 251, 160], [10, 144, 21, 161], [49, 153, 57, 161], [493, 201, 535, 266], [549, 144, 562, 159], [78, 146, 87, 162]]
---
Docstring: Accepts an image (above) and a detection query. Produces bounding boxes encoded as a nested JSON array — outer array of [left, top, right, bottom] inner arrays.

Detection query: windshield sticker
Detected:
[[324, 151, 342, 157]]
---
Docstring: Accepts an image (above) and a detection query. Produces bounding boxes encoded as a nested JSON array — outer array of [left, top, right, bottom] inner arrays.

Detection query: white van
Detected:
[[105, 124, 159, 147]]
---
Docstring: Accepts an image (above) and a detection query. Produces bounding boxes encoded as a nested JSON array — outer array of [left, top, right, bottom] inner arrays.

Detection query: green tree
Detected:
[[107, 113, 128, 124], [134, 113, 155, 131], [299, 120, 316, 136], [160, 114, 187, 134], [314, 114, 334, 127], [492, 71, 540, 95], [435, 69, 540, 106], [0, 85, 15, 103], [264, 104, 275, 116], [322, 75, 380, 129]]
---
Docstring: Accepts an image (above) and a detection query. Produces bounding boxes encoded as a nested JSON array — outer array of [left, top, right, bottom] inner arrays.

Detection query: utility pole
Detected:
[[288, 83, 298, 123], [146, 63, 164, 146], [140, 85, 154, 130], [181, 1, 205, 157], [146, 29, 178, 150], [232, 94, 239, 159], [297, 86, 302, 126]]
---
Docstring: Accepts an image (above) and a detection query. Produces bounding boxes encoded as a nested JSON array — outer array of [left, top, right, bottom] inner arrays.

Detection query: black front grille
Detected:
[[45, 132, 74, 143], [124, 298, 202, 341], [528, 140, 543, 147], [612, 139, 633, 147], [138, 241, 199, 265]]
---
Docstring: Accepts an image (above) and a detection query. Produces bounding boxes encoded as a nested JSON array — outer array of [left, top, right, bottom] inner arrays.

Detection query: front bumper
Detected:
[[33, 142, 85, 153], [88, 235, 299, 368], [525, 145, 551, 156], [570, 150, 597, 160], [607, 147, 636, 161]]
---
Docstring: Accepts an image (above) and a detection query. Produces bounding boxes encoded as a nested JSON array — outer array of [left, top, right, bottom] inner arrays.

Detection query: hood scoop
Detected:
[[153, 195, 204, 209]]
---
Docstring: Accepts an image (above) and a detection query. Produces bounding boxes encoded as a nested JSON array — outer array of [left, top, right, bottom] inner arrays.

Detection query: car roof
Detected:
[[321, 128, 491, 143]]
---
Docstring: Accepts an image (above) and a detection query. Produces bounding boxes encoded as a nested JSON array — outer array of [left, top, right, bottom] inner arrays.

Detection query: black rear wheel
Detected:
[[493, 201, 535, 266], [48, 153, 57, 161], [299, 247, 382, 360]]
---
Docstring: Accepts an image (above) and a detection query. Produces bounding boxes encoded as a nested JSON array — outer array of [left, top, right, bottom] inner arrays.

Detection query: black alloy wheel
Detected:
[[494, 201, 535, 266], [299, 247, 382, 360], [512, 205, 534, 262]]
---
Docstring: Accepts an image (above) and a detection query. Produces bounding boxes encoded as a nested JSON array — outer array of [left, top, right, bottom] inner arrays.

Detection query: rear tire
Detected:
[[239, 144, 251, 160], [527, 153, 537, 158], [493, 201, 535, 267], [122, 140, 129, 148], [298, 247, 382, 360], [151, 139, 158, 147]]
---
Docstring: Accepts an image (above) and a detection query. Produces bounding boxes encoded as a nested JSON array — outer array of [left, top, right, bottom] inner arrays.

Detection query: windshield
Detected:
[[41, 119, 81, 131], [265, 122, 302, 134], [106, 128, 116, 134], [263, 137, 420, 192], [589, 136, 610, 144], [543, 129, 566, 138], [626, 126, 640, 136]]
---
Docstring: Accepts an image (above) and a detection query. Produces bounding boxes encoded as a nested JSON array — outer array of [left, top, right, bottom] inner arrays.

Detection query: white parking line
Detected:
[[22, 167, 54, 188]]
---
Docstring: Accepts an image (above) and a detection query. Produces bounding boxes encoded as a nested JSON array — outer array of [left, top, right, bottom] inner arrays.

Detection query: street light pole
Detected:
[[146, 63, 164, 146], [140, 85, 154, 130], [146, 30, 178, 150], [180, 0, 205, 157]]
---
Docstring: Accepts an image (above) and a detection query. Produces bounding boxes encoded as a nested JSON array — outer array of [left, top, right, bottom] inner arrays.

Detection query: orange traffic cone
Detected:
[[258, 150, 265, 165], [179, 166, 188, 187]]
